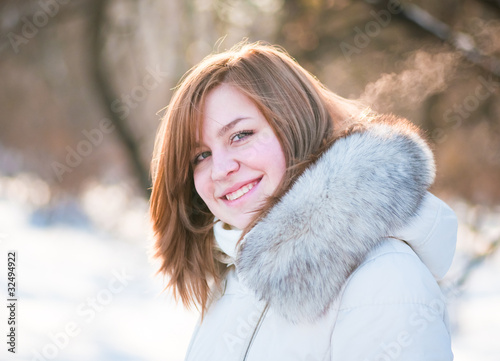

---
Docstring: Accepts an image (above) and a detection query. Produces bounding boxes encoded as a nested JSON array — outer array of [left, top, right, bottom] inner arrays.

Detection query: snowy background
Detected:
[[0, 174, 499, 361], [0, 175, 199, 361], [2, 0, 500, 359]]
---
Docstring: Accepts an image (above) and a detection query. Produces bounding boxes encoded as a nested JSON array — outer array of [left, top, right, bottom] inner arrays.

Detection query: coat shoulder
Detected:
[[330, 239, 453, 360], [338, 238, 444, 311]]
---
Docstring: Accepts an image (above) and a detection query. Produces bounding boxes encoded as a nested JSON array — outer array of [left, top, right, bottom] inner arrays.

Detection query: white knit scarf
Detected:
[[213, 220, 243, 263]]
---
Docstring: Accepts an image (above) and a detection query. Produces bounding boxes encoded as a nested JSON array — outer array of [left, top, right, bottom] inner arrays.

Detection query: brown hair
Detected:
[[150, 41, 367, 314]]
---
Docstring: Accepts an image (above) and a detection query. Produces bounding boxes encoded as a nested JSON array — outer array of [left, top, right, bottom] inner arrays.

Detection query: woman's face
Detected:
[[193, 84, 287, 229]]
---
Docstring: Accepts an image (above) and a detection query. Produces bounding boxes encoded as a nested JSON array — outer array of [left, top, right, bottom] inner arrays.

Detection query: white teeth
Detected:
[[226, 181, 256, 201]]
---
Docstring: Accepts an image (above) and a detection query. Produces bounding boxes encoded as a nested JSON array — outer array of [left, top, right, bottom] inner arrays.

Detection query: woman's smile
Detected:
[[222, 178, 260, 201]]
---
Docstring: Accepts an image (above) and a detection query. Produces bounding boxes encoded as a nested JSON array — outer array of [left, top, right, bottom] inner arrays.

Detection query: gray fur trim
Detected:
[[235, 121, 435, 323]]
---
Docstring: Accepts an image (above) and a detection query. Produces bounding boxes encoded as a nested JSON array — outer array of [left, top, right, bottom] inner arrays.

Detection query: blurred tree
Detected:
[[0, 0, 499, 204], [90, 0, 150, 197]]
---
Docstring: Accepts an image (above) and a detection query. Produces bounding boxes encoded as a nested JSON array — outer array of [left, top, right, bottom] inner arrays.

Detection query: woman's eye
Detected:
[[193, 151, 211, 164], [230, 130, 253, 143]]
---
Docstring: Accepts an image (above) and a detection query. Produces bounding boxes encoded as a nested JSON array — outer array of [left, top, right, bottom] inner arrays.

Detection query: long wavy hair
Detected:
[[150, 41, 368, 315]]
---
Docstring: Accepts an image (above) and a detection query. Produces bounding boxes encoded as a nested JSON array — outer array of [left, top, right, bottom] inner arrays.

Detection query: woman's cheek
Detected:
[[238, 139, 266, 163], [241, 145, 259, 162]]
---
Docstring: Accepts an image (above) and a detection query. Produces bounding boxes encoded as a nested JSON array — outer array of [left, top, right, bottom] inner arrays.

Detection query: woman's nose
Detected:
[[211, 151, 239, 181]]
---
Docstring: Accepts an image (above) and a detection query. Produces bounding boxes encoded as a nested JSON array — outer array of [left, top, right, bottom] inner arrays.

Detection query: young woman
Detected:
[[150, 42, 457, 360]]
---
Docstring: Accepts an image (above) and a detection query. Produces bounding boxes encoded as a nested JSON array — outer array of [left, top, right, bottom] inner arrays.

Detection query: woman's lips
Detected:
[[223, 178, 261, 201]]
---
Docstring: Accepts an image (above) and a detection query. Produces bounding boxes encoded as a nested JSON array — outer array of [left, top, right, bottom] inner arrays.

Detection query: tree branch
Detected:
[[390, 1, 500, 77]]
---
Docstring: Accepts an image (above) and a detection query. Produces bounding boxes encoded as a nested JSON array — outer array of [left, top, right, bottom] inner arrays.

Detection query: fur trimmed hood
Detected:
[[235, 117, 436, 323]]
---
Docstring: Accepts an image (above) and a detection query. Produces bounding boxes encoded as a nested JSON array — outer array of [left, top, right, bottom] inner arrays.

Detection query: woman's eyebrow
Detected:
[[217, 117, 250, 138]]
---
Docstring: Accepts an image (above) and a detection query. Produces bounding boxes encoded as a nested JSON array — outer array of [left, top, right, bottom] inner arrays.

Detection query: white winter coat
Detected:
[[184, 120, 458, 361]]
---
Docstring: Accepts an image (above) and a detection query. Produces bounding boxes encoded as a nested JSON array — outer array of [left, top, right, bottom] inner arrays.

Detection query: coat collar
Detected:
[[234, 117, 436, 323]]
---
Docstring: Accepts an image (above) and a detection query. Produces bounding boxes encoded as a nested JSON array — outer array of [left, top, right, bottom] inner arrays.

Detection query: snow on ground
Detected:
[[0, 178, 198, 361], [0, 176, 499, 360]]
